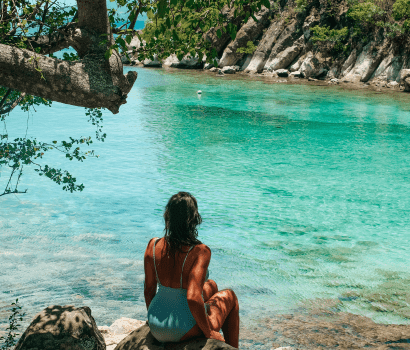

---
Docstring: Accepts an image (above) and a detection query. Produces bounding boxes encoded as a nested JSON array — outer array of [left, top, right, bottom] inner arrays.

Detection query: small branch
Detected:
[[0, 92, 26, 116], [0, 189, 28, 197], [0, 87, 12, 110]]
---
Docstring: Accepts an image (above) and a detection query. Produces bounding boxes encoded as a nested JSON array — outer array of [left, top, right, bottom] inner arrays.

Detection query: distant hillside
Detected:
[[126, 0, 410, 89]]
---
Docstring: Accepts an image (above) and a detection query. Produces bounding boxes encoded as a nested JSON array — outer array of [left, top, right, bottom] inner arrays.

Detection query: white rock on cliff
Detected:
[[143, 54, 162, 67], [244, 17, 289, 74], [219, 2, 273, 67], [341, 42, 373, 83], [266, 39, 304, 72]]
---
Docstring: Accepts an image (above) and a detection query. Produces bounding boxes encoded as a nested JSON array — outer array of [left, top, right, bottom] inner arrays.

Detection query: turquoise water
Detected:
[[1, 66, 410, 340]]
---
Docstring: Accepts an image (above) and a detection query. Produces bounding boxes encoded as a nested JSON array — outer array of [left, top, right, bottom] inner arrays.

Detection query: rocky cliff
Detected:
[[123, 0, 410, 91]]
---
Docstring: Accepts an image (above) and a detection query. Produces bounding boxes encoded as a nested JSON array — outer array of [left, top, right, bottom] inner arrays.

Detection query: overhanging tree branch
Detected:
[[0, 0, 138, 114]]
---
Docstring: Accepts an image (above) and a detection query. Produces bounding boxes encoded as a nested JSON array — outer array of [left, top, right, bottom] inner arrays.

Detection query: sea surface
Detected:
[[1, 61, 410, 346]]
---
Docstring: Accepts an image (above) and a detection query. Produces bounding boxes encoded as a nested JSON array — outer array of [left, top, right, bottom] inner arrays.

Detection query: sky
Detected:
[[24, 0, 147, 27]]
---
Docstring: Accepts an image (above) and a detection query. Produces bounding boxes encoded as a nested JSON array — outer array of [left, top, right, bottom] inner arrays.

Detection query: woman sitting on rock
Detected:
[[144, 191, 240, 348]]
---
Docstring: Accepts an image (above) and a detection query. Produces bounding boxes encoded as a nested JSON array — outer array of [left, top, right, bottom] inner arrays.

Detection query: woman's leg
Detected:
[[179, 280, 218, 342], [180, 287, 240, 349], [202, 279, 218, 302]]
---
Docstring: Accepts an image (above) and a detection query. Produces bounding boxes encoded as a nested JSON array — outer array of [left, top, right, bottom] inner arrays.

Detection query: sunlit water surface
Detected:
[[1, 63, 410, 345]]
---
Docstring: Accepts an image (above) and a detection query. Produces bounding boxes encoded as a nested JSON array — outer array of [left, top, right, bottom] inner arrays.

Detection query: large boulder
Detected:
[[399, 69, 410, 91], [14, 305, 105, 350], [275, 69, 289, 77], [221, 66, 239, 74], [114, 323, 235, 350]]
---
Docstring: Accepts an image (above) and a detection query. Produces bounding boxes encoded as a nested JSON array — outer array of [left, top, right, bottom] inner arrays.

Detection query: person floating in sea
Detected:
[[144, 191, 240, 348]]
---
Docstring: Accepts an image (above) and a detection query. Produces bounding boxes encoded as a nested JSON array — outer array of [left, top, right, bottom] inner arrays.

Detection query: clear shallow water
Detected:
[[1, 66, 410, 341]]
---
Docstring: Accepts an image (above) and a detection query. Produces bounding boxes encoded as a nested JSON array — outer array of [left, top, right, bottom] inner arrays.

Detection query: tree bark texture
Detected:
[[0, 0, 138, 114]]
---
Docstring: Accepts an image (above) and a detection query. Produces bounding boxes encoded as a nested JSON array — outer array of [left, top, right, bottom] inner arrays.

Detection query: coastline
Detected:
[[125, 63, 410, 99], [97, 300, 410, 350]]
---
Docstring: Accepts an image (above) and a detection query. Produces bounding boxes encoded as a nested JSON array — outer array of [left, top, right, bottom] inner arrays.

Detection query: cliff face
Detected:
[[125, 0, 410, 89], [213, 0, 410, 86]]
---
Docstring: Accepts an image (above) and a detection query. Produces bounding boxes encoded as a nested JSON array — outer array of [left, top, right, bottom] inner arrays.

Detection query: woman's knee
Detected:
[[207, 279, 218, 293], [221, 289, 239, 309]]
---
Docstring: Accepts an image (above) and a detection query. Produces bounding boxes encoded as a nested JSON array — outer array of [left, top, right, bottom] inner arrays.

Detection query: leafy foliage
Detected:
[[102, 0, 271, 67], [347, 1, 385, 25], [311, 25, 349, 55], [236, 41, 257, 54], [0, 299, 26, 350], [393, 0, 410, 20]]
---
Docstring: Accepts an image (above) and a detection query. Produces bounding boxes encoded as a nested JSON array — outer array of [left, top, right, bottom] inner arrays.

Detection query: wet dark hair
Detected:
[[163, 192, 203, 267]]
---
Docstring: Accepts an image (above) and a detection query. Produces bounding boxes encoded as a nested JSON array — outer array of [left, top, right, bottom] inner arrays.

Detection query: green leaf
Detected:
[[216, 29, 222, 38], [116, 37, 126, 48]]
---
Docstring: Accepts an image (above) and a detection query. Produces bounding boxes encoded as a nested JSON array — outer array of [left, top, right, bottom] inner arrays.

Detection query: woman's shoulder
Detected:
[[194, 243, 211, 255]]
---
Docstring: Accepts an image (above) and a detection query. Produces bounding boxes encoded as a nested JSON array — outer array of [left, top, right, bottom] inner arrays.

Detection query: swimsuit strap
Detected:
[[153, 238, 161, 285], [180, 245, 195, 289]]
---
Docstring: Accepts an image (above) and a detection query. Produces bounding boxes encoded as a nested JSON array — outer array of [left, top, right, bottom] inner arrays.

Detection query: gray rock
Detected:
[[299, 52, 318, 78], [400, 69, 410, 83], [289, 71, 303, 78], [245, 17, 289, 73], [203, 5, 246, 56], [143, 54, 162, 67], [341, 42, 373, 83], [209, 67, 218, 72], [114, 324, 235, 350], [14, 305, 105, 350], [221, 66, 237, 74], [162, 54, 180, 67], [265, 35, 304, 72], [219, 1, 274, 67], [264, 20, 303, 71], [360, 40, 391, 82], [276, 69, 289, 77], [330, 78, 339, 83], [170, 55, 203, 69], [405, 77, 410, 92]]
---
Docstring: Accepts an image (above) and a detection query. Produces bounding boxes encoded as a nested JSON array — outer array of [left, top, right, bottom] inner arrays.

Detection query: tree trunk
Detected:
[[0, 0, 138, 114]]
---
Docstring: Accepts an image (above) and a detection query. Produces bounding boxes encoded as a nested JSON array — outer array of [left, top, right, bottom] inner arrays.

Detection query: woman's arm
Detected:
[[187, 245, 212, 338], [144, 238, 158, 311]]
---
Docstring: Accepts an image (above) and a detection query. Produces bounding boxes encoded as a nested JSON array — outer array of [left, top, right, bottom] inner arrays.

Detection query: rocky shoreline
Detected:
[[120, 0, 410, 95], [125, 61, 410, 97], [4, 301, 410, 350]]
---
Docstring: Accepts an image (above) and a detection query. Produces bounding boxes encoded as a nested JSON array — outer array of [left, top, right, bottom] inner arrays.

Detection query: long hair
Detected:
[[163, 192, 203, 267]]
